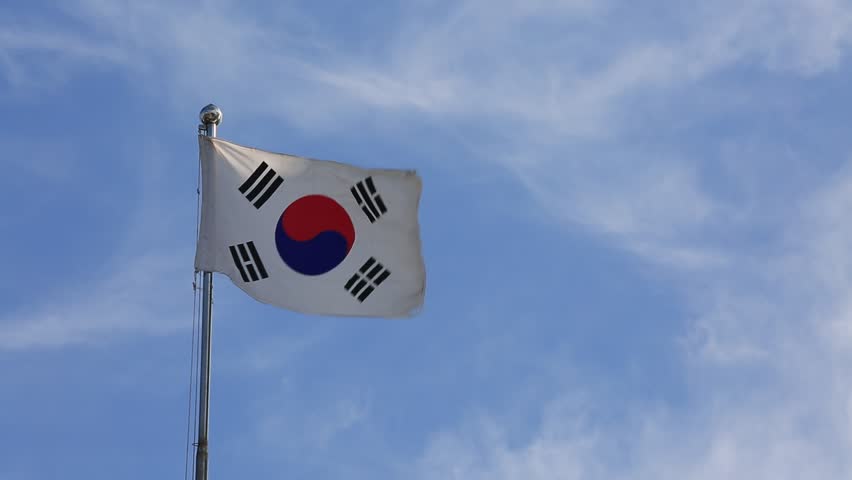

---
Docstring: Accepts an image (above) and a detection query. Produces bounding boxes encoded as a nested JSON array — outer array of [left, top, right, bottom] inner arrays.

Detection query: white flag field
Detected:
[[195, 136, 425, 317]]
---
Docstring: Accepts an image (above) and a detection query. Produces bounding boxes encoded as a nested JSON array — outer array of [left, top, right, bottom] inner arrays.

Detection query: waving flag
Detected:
[[195, 136, 425, 317]]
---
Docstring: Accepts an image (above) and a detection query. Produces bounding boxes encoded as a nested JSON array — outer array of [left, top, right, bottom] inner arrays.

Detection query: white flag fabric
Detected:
[[195, 136, 425, 317]]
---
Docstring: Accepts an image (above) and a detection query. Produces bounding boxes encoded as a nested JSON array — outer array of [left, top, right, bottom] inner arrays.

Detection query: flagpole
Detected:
[[195, 103, 221, 480]]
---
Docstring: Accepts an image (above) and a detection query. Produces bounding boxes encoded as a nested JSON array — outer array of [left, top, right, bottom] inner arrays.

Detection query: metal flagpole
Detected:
[[195, 103, 222, 480]]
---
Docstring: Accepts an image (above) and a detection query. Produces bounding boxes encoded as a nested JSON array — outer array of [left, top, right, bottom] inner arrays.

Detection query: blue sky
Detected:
[[3, 0, 852, 478]]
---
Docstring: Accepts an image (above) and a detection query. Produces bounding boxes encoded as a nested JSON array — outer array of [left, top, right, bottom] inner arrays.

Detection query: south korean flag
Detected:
[[195, 136, 425, 318]]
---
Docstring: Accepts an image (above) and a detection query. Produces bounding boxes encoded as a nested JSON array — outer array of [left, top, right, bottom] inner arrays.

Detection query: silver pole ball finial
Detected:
[[199, 104, 223, 125]]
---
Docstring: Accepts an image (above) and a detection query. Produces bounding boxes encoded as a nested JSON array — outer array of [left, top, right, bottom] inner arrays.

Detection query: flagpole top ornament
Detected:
[[199, 104, 223, 126]]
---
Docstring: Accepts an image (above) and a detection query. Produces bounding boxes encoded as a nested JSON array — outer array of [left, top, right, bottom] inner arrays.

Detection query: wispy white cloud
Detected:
[[0, 251, 190, 349], [234, 386, 373, 472], [0, 140, 196, 350], [5, 0, 850, 140], [414, 388, 851, 480], [0, 23, 129, 90], [220, 329, 330, 374], [408, 154, 852, 478]]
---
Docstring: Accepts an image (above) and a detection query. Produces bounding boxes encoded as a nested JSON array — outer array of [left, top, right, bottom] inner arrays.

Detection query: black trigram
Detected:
[[351, 176, 387, 223], [229, 241, 269, 283], [238, 161, 284, 209], [345, 257, 390, 302]]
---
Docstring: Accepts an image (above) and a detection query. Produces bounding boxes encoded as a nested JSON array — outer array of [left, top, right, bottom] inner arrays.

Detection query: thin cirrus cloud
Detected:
[[0, 139, 196, 350], [409, 158, 852, 479], [0, 251, 190, 350]]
